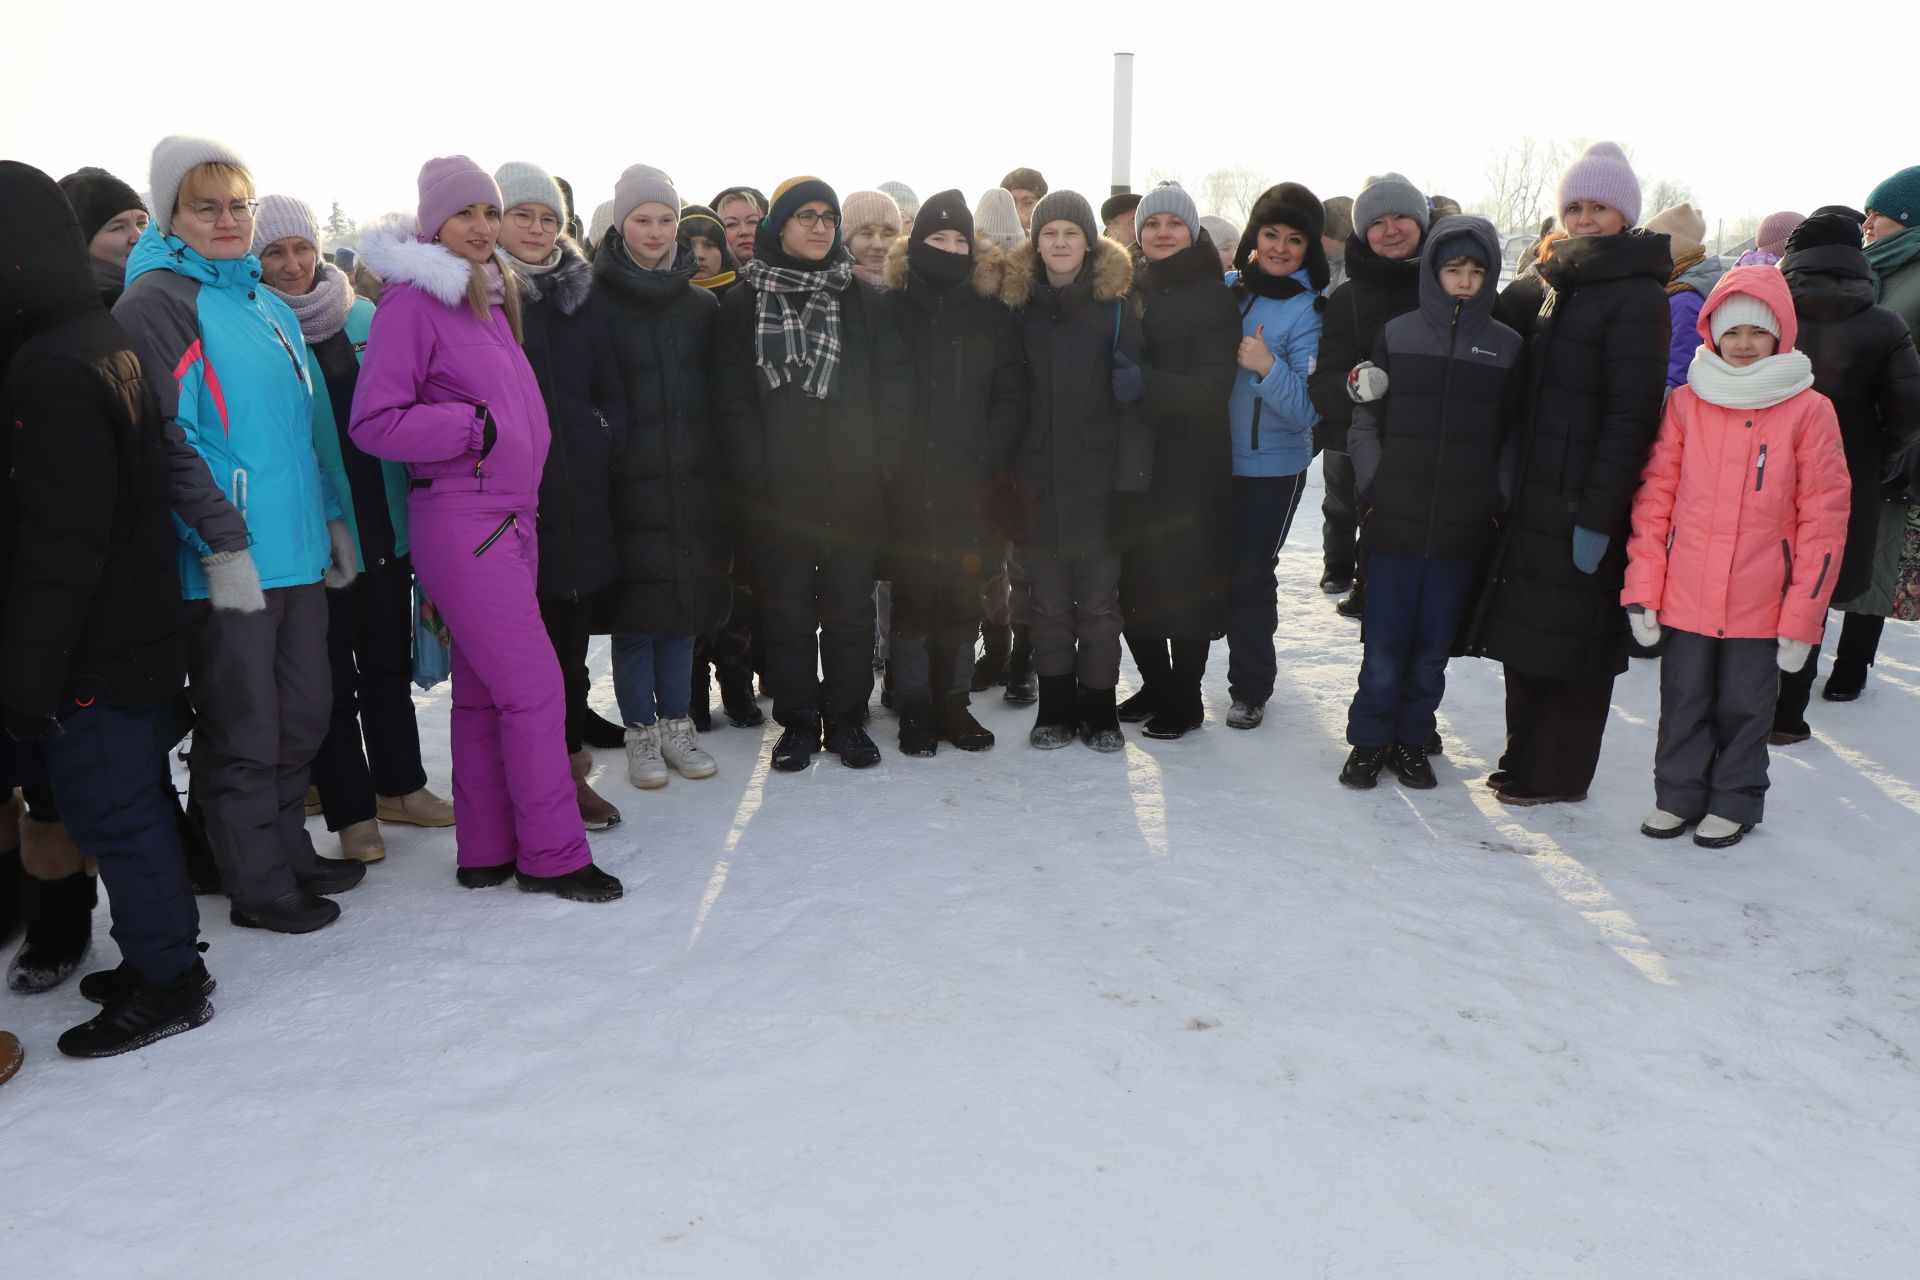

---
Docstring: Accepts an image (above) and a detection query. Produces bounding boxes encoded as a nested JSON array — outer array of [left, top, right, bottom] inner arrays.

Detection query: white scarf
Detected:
[[1685, 346, 1815, 410]]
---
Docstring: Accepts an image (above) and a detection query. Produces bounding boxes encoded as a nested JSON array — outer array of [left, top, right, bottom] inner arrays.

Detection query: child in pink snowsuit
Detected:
[[350, 156, 621, 902]]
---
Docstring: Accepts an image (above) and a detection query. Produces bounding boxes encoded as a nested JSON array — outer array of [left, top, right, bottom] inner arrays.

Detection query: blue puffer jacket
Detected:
[[115, 227, 338, 599], [1224, 268, 1323, 476]]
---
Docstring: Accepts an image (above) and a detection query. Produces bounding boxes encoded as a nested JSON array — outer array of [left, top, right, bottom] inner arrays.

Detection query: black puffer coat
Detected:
[[879, 236, 1027, 582], [1308, 234, 1424, 452], [593, 237, 732, 637], [1469, 230, 1672, 679], [710, 248, 913, 553], [1117, 236, 1238, 638], [0, 161, 185, 716], [1004, 236, 1143, 559], [510, 238, 626, 603], [1781, 243, 1920, 601]]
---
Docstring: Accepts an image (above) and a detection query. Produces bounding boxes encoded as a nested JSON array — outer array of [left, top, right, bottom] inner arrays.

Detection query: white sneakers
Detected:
[[660, 717, 718, 780], [625, 724, 668, 789]]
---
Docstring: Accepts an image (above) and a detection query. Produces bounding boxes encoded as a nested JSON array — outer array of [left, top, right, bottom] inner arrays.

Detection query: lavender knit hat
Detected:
[[1556, 141, 1641, 228], [418, 156, 501, 239], [251, 194, 321, 255]]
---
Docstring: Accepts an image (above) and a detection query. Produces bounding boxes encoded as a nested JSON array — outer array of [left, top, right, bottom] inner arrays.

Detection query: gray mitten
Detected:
[[202, 548, 266, 613], [323, 518, 360, 590], [1346, 361, 1389, 403]]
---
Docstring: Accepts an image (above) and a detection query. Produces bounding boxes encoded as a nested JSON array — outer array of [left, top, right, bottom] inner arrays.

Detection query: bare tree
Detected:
[[1198, 166, 1268, 225], [1479, 137, 1566, 235], [1643, 178, 1696, 219]]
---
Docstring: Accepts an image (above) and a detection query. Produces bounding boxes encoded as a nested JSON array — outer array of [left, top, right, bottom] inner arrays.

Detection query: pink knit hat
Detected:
[[1556, 141, 1642, 228], [1755, 210, 1805, 260], [417, 155, 502, 240]]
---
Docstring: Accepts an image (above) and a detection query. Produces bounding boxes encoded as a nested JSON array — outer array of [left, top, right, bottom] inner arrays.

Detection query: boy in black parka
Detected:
[[1341, 214, 1523, 790]]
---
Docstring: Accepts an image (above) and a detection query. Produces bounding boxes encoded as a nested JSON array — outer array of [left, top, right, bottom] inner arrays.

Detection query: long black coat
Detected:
[[1308, 236, 1424, 453], [0, 161, 185, 717], [1117, 238, 1238, 639], [512, 240, 626, 603], [879, 236, 1027, 583], [1781, 243, 1920, 602], [1005, 236, 1143, 560], [593, 239, 732, 637], [1469, 230, 1672, 679], [710, 257, 912, 554]]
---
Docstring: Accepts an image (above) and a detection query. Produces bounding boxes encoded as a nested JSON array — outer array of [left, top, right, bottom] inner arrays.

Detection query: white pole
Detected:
[[1112, 52, 1134, 197]]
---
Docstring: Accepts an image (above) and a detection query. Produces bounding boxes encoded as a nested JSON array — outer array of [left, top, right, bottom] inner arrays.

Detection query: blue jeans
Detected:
[[41, 701, 201, 983], [1346, 552, 1480, 749], [613, 633, 695, 727]]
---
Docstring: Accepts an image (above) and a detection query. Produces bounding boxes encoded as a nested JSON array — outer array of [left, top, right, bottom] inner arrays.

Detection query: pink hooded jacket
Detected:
[[1623, 266, 1851, 644]]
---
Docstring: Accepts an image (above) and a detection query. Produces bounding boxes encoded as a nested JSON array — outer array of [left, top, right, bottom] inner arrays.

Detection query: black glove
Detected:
[[4, 709, 63, 742], [480, 408, 499, 459]]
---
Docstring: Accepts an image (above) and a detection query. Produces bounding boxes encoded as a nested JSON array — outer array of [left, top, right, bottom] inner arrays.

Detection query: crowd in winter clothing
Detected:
[[3, 133, 1919, 1075]]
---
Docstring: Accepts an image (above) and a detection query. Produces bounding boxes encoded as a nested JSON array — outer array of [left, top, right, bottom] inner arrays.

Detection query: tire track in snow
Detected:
[[687, 718, 779, 951]]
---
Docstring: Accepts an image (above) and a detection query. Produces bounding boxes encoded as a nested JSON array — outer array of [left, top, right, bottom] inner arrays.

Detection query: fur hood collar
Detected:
[[504, 236, 591, 316], [1001, 235, 1133, 309], [358, 211, 511, 308], [880, 235, 1026, 307]]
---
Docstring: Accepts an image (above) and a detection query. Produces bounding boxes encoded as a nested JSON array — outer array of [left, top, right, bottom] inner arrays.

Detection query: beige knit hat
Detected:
[[1643, 202, 1706, 257], [841, 189, 902, 237]]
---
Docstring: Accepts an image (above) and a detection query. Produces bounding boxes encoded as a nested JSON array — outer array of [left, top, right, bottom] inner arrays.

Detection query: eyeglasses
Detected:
[[789, 210, 839, 230], [507, 209, 561, 233], [186, 198, 260, 224]]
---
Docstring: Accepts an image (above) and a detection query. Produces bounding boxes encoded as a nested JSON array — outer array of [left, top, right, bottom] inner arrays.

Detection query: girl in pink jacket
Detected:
[[1623, 266, 1851, 847]]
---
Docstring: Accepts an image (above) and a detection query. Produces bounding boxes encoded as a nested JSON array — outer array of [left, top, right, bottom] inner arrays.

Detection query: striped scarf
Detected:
[[742, 255, 855, 399]]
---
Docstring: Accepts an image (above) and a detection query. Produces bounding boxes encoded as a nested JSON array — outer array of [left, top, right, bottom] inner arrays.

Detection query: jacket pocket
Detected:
[[473, 513, 517, 558]]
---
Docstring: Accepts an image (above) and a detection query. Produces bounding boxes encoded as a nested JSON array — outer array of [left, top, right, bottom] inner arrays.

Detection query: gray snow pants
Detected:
[[1655, 628, 1779, 826], [187, 583, 332, 907], [1027, 551, 1122, 690]]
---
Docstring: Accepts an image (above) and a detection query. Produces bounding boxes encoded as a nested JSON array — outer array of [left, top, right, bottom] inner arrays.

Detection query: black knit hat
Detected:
[[1101, 192, 1141, 226], [1233, 183, 1329, 288], [913, 189, 974, 243], [56, 167, 145, 244], [1785, 212, 1865, 256]]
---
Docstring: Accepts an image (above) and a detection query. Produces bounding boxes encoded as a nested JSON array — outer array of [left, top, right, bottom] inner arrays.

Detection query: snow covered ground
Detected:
[[8, 469, 1919, 1279]]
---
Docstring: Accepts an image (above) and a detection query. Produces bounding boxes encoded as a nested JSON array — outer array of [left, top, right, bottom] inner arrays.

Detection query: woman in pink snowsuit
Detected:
[[350, 156, 621, 902]]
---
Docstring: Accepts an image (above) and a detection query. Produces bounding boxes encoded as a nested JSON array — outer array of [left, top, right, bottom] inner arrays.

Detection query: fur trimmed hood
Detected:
[[880, 235, 1026, 307], [504, 236, 592, 316], [1000, 235, 1133, 309], [358, 211, 511, 308]]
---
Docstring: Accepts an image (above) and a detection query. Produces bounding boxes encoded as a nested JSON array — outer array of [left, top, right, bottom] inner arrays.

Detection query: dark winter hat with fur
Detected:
[[1811, 204, 1865, 225], [1101, 192, 1141, 226], [1001, 167, 1048, 197], [1233, 182, 1330, 289], [57, 167, 145, 244]]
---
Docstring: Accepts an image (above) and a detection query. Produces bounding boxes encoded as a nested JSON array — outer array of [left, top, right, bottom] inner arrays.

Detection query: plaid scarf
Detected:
[[742, 255, 855, 399]]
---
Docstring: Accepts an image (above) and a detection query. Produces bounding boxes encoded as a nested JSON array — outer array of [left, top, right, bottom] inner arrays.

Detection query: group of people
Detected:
[[1, 132, 1917, 1078]]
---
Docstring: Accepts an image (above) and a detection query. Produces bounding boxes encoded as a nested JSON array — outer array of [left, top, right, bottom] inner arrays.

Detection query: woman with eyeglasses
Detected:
[[491, 161, 627, 831], [113, 136, 364, 934], [711, 177, 913, 772], [352, 156, 621, 903]]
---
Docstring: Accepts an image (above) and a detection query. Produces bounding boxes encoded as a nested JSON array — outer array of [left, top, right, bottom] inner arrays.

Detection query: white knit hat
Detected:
[[252, 194, 320, 256], [149, 134, 251, 236], [494, 160, 566, 219], [588, 200, 616, 249], [1709, 293, 1781, 346], [974, 187, 1024, 249]]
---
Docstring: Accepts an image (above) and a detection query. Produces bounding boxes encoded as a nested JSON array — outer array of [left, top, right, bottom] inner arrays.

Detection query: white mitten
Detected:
[[1346, 361, 1390, 403], [323, 518, 360, 590], [1777, 637, 1812, 673], [1627, 605, 1662, 647], [202, 548, 266, 613]]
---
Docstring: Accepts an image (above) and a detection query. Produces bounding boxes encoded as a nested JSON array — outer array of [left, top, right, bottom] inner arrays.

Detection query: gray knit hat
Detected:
[[613, 165, 680, 232], [252, 194, 320, 255], [1200, 215, 1240, 250], [879, 181, 919, 220], [149, 134, 251, 236], [975, 187, 1027, 248], [1027, 189, 1098, 245], [1353, 172, 1429, 236], [1135, 181, 1199, 240], [587, 200, 616, 248], [494, 160, 566, 219]]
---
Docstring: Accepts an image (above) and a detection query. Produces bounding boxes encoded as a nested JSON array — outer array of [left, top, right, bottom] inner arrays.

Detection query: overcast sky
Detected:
[[5, 0, 1910, 238]]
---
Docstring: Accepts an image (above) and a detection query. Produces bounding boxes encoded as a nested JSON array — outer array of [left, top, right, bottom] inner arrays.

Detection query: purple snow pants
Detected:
[[409, 498, 589, 877]]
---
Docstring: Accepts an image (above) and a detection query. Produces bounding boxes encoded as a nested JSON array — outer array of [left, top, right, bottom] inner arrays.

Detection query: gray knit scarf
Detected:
[[742, 254, 855, 399], [269, 260, 355, 342]]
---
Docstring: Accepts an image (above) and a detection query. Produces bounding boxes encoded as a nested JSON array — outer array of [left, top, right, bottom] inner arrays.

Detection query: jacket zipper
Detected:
[[269, 322, 308, 387], [1424, 300, 1464, 559], [1755, 443, 1768, 491], [1780, 539, 1792, 599], [1250, 400, 1263, 452], [1810, 552, 1830, 599], [473, 513, 516, 558]]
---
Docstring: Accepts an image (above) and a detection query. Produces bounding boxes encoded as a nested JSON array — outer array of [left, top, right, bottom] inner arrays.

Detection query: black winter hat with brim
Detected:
[[1101, 192, 1141, 225], [1233, 182, 1330, 289]]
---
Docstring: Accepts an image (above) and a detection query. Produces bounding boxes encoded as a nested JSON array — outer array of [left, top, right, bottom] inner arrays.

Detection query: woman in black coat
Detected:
[[1467, 144, 1671, 805], [1772, 213, 1920, 738], [1115, 183, 1239, 740], [710, 177, 913, 772], [496, 162, 628, 829], [878, 190, 1027, 758]]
